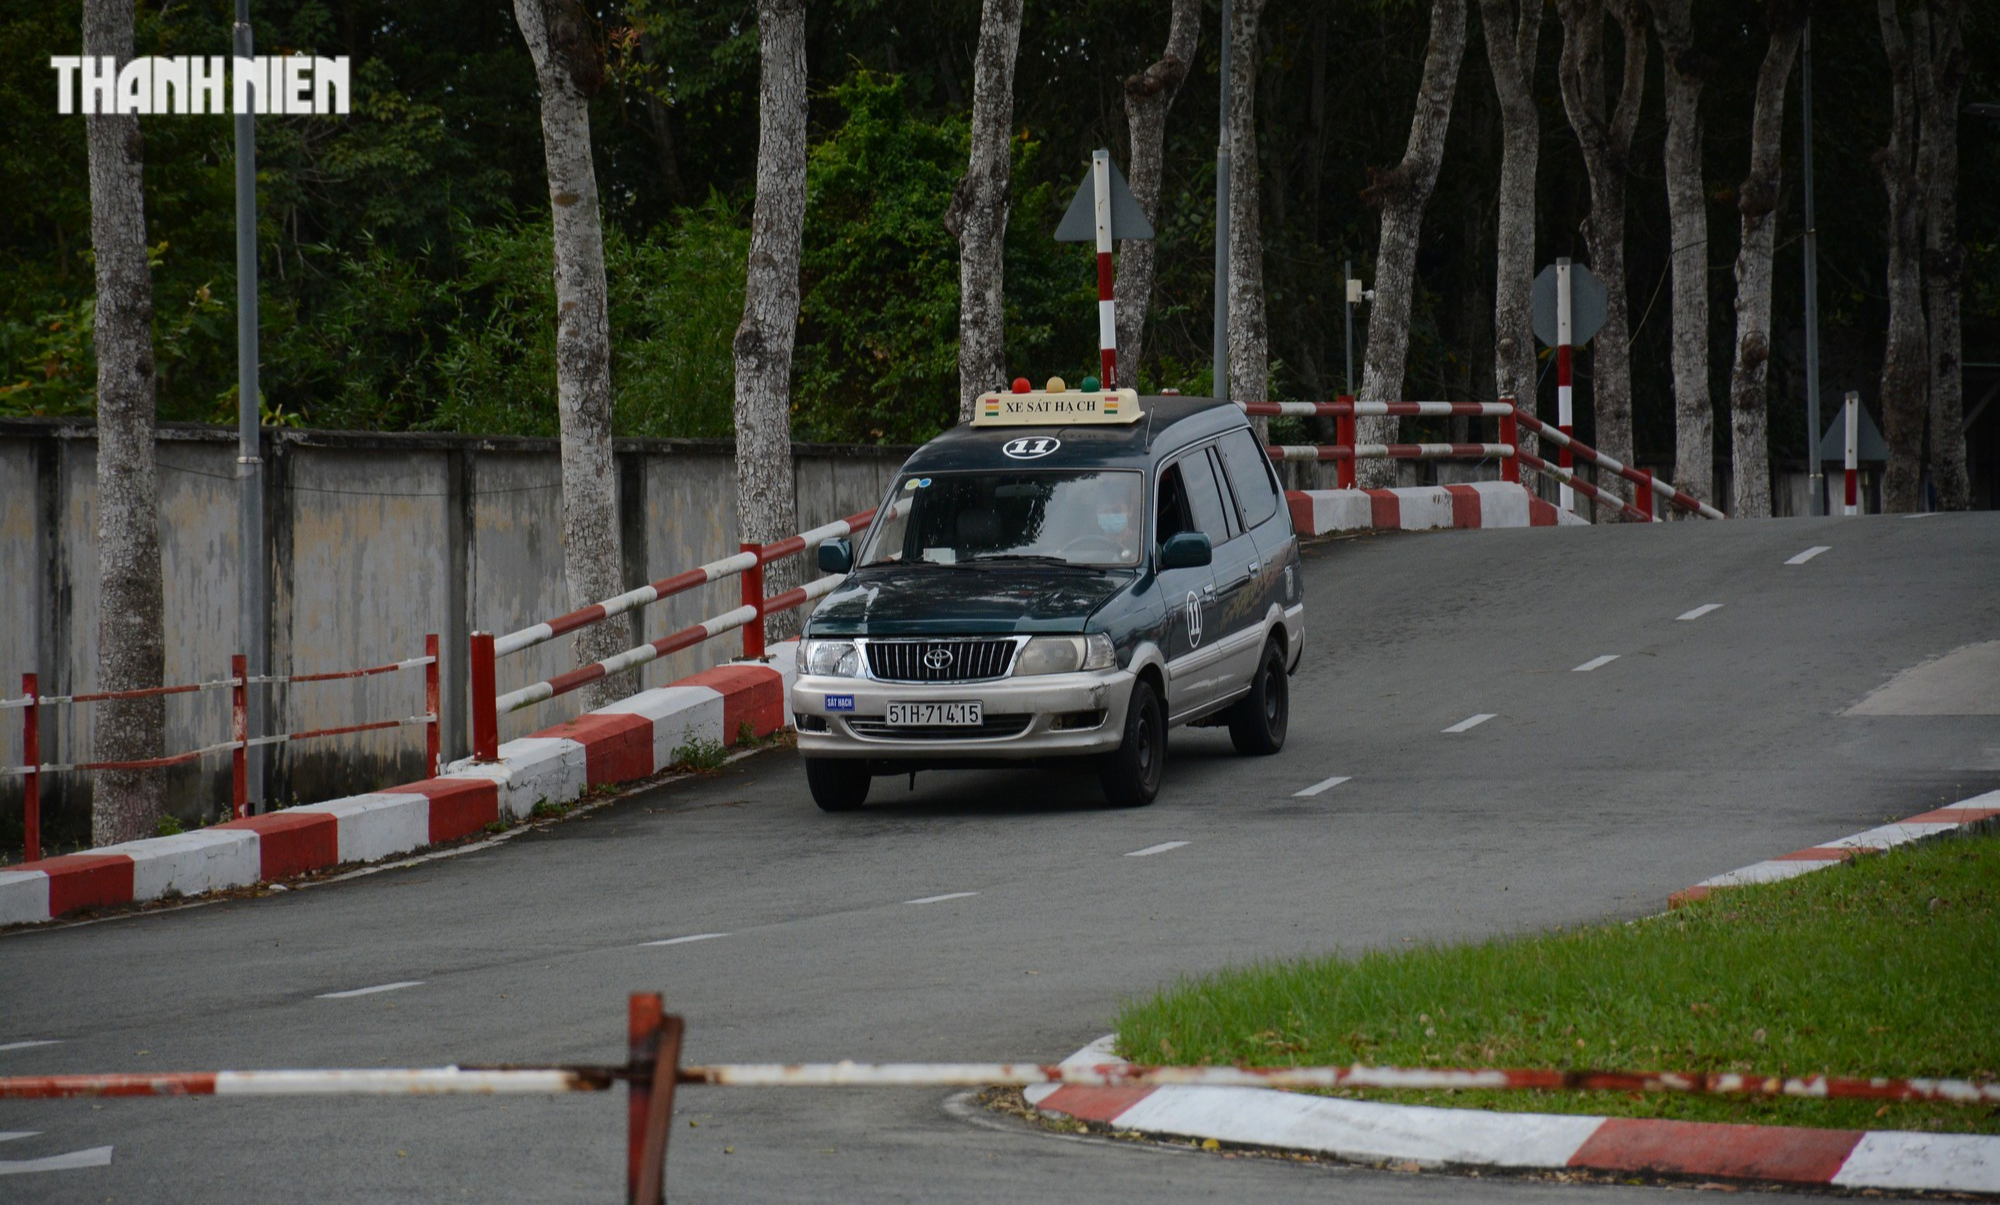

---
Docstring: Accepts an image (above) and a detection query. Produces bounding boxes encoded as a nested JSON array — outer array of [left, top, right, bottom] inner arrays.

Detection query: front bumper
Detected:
[[792, 669, 1136, 760]]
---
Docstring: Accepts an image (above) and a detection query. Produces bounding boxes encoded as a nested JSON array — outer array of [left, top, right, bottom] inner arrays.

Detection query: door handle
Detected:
[[1201, 583, 1216, 596], [1248, 560, 1261, 572]]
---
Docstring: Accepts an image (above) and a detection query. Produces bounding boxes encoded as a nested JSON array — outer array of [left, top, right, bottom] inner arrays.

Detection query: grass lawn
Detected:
[[1116, 831, 1999, 1134]]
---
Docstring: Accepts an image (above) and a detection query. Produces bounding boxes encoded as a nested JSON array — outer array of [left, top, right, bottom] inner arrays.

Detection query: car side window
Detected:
[[1155, 464, 1192, 546], [1179, 449, 1235, 546], [1216, 428, 1281, 529]]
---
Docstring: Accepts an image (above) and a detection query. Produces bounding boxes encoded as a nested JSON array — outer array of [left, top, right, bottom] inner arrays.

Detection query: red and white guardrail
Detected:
[[3, 639, 438, 860], [3, 996, 1991, 1203], [469, 508, 883, 761]]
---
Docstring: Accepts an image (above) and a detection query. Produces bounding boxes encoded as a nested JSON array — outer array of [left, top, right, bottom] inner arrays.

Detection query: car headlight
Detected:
[[1014, 633, 1116, 676], [800, 639, 860, 678]]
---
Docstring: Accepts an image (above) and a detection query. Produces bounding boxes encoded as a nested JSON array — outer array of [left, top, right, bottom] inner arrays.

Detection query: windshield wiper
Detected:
[[964, 553, 1085, 566]]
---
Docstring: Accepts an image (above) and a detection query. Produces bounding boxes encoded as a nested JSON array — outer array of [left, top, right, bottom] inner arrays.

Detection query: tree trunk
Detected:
[[1724, 1, 1807, 519], [1480, 0, 1543, 466], [85, 0, 164, 845], [1556, 0, 1646, 521], [1357, 0, 1468, 488], [1116, 0, 1199, 384], [1917, 0, 1968, 510], [948, 0, 1024, 422], [514, 0, 628, 703], [735, 0, 807, 642], [1227, 0, 1272, 413], [1876, 0, 1927, 512], [1649, 0, 1713, 510]]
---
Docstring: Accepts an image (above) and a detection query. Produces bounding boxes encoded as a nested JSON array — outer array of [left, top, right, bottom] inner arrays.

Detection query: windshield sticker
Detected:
[[903, 476, 933, 491], [1003, 436, 1061, 460]]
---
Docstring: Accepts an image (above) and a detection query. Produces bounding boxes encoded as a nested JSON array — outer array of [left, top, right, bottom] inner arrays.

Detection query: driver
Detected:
[[1093, 488, 1143, 563]]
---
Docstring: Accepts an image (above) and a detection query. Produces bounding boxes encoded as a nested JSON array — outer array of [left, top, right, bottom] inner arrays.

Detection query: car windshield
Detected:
[[860, 470, 1146, 568]]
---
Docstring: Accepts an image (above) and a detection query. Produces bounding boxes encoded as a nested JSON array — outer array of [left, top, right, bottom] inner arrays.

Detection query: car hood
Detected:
[[805, 563, 1134, 636]]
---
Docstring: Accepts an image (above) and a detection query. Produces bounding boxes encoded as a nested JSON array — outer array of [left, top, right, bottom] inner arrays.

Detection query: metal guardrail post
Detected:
[[1636, 471, 1655, 522], [470, 632, 498, 762], [740, 544, 766, 661], [22, 673, 39, 862], [1498, 405, 1519, 484], [1335, 395, 1357, 489], [231, 654, 249, 819], [628, 993, 684, 1205], [424, 634, 441, 779]]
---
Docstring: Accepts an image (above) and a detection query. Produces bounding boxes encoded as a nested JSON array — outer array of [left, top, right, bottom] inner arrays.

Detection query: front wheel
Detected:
[[1099, 678, 1166, 808], [1227, 637, 1290, 755], [806, 758, 870, 812]]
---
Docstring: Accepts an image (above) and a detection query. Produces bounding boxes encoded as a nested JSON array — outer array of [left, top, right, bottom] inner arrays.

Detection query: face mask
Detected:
[[1098, 512, 1129, 535]]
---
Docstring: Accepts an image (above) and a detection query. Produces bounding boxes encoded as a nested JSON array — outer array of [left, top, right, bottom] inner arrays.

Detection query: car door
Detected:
[[1151, 457, 1220, 723], [1184, 444, 1265, 703], [1214, 425, 1299, 613]]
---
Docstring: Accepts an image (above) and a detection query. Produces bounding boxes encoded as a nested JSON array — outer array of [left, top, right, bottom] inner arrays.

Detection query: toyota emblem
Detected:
[[922, 646, 955, 670], [1002, 436, 1061, 460], [1184, 591, 1204, 647]]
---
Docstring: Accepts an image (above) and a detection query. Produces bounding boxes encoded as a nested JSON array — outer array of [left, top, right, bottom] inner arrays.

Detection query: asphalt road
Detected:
[[4, 511, 1995, 1203]]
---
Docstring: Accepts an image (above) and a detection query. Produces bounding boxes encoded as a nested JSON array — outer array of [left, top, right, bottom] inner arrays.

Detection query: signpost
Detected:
[[1533, 260, 1606, 514], [1057, 150, 1153, 391]]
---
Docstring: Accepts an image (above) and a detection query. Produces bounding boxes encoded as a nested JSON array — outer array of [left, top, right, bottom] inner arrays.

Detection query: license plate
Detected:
[[886, 701, 982, 726]]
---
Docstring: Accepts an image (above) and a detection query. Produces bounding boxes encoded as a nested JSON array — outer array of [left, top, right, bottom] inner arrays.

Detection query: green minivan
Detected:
[[791, 387, 1305, 811]]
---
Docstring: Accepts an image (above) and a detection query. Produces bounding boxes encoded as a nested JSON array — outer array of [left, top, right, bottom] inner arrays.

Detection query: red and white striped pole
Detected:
[[1557, 256, 1575, 514], [1092, 149, 1118, 390], [1843, 390, 1860, 516]]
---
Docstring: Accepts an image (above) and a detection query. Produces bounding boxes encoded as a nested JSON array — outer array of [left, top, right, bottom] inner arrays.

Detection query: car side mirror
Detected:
[[1158, 531, 1212, 570], [817, 537, 854, 574]]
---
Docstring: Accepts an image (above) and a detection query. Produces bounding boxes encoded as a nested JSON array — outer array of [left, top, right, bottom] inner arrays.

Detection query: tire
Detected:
[[1227, 637, 1290, 756], [1099, 678, 1166, 808], [806, 758, 870, 812]]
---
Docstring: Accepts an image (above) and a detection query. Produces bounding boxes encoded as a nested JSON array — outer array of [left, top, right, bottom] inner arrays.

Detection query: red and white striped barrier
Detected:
[[1514, 410, 1724, 521], [1843, 391, 1861, 516], [1268, 442, 1515, 463], [1284, 481, 1582, 536], [1026, 1038, 2000, 1194]]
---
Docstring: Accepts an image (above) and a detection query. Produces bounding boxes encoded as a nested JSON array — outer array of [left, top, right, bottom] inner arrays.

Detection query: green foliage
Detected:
[[670, 736, 729, 771], [154, 813, 186, 837], [1118, 833, 2000, 1135]]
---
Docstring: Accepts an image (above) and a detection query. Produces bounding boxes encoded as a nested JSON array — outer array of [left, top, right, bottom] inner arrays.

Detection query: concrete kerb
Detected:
[[1026, 788, 2000, 1194], [1285, 482, 1587, 536], [0, 640, 801, 928]]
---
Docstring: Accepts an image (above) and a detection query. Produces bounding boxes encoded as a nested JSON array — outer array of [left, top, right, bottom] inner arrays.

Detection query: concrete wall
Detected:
[[1, 421, 909, 844]]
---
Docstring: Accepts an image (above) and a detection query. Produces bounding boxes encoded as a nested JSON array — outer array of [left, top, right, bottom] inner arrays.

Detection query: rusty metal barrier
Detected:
[[4, 996, 1995, 1201]]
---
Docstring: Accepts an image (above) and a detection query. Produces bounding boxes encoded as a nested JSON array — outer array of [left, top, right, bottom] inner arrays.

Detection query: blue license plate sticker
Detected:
[[823, 694, 856, 712]]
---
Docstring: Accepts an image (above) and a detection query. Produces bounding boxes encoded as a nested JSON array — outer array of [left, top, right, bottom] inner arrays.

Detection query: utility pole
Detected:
[[1211, 0, 1232, 401], [1801, 17, 1824, 515], [234, 0, 266, 810], [1343, 257, 1355, 394]]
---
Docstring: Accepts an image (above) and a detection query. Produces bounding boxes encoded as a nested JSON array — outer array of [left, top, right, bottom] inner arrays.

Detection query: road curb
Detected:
[[0, 641, 801, 927], [1026, 1036, 2000, 1194], [1285, 482, 1586, 536]]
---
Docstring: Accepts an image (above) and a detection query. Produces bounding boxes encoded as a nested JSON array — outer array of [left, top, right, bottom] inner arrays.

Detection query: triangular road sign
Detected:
[[1819, 398, 1891, 462], [1054, 151, 1154, 242]]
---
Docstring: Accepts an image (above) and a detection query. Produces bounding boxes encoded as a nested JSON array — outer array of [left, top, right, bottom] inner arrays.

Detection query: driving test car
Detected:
[[791, 382, 1305, 811]]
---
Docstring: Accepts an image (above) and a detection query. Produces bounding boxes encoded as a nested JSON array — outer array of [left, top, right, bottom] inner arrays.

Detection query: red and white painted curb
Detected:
[[0, 643, 801, 927], [1670, 788, 2000, 908], [1027, 1037, 2000, 1193], [1285, 482, 1585, 537]]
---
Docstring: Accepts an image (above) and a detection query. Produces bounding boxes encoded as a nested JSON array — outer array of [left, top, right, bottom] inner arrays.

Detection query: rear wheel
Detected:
[[1099, 678, 1166, 808], [805, 758, 870, 812], [1228, 637, 1290, 755]]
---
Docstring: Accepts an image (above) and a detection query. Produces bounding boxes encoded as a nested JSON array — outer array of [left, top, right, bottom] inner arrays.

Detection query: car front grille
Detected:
[[844, 715, 1034, 741], [864, 638, 1017, 683]]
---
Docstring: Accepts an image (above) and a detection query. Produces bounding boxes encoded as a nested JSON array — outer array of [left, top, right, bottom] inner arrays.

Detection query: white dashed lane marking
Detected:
[[1676, 603, 1723, 621], [641, 933, 728, 947], [1294, 776, 1351, 797], [316, 981, 424, 1000], [1442, 714, 1495, 734], [905, 892, 979, 905], [1785, 546, 1832, 565], [1125, 841, 1189, 858], [1571, 655, 1620, 672], [0, 1132, 114, 1177], [0, 1041, 61, 1054]]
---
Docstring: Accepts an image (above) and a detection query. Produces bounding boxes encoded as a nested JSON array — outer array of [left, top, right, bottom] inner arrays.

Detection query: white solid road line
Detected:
[[1294, 776, 1351, 797], [0, 1041, 61, 1053], [0, 1133, 114, 1177], [641, 933, 728, 947], [1571, 655, 1620, 672], [1125, 841, 1190, 858], [905, 892, 979, 905], [1905, 512, 1941, 519], [1442, 714, 1495, 734], [316, 980, 424, 1000], [1676, 603, 1723, 621], [1786, 545, 1832, 565]]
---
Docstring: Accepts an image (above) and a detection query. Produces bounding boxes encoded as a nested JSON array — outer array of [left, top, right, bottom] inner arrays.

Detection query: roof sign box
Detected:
[[973, 386, 1145, 427]]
